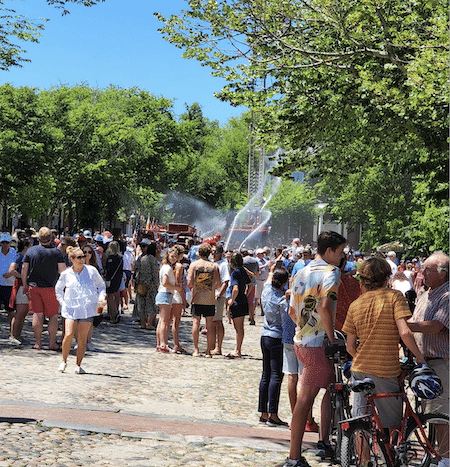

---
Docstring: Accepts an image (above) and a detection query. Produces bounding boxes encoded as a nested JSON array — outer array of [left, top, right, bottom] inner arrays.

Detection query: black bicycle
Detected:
[[323, 332, 353, 461]]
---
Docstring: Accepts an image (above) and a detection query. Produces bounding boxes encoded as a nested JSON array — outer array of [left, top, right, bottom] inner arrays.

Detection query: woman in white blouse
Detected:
[[55, 246, 106, 374]]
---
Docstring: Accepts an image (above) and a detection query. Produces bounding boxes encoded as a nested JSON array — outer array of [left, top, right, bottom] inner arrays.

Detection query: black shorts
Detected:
[[229, 302, 249, 320], [124, 270, 132, 288], [191, 304, 215, 318]]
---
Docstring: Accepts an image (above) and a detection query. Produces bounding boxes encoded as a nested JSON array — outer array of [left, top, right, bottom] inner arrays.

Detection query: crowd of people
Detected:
[[0, 227, 447, 467]]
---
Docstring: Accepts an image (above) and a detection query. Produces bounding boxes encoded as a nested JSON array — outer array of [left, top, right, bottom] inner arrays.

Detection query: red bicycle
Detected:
[[340, 359, 448, 467]]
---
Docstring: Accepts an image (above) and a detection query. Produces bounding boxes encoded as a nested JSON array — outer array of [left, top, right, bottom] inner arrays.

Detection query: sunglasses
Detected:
[[83, 250, 92, 254], [74, 255, 86, 259]]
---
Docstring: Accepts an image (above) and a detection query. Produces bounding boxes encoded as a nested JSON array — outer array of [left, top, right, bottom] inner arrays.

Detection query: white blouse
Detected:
[[55, 265, 106, 320]]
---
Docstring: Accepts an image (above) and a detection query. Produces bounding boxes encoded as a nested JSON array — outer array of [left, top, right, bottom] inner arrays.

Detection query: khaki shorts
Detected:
[[424, 358, 449, 415], [213, 296, 226, 321]]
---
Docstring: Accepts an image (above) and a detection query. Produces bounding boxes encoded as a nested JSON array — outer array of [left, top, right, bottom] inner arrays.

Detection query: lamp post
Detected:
[[315, 202, 328, 238]]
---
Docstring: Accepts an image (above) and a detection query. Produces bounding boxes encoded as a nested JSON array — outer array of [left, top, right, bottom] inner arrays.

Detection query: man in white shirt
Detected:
[[386, 250, 398, 282]]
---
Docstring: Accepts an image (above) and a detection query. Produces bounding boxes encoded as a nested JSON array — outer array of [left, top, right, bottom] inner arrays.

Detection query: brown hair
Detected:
[[83, 244, 99, 268], [197, 243, 212, 258], [358, 257, 391, 290]]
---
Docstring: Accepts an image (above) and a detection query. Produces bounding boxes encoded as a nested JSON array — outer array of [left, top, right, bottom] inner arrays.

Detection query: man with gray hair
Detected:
[[408, 251, 449, 467], [386, 250, 398, 281]]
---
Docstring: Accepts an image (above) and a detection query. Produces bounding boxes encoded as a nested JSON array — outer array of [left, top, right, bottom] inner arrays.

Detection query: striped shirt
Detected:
[[409, 281, 449, 359], [343, 288, 411, 378]]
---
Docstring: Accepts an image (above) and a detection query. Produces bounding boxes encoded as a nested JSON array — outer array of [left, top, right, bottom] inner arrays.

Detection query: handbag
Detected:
[[105, 258, 122, 289], [136, 282, 149, 296]]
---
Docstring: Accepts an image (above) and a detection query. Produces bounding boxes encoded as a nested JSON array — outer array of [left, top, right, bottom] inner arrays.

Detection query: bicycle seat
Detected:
[[325, 343, 348, 357], [351, 378, 375, 392]]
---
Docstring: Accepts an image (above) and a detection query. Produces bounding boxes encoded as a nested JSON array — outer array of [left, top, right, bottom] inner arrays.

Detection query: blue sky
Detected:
[[1, 0, 246, 125]]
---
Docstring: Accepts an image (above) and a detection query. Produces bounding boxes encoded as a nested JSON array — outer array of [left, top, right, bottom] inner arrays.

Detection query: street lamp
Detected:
[[315, 202, 328, 237]]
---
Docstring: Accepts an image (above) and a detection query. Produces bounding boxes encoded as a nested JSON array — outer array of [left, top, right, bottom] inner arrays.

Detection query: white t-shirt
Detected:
[[158, 264, 176, 293], [392, 279, 413, 296]]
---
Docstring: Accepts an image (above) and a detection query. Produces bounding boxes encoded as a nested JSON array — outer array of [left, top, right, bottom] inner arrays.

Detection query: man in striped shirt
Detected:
[[408, 251, 449, 467]]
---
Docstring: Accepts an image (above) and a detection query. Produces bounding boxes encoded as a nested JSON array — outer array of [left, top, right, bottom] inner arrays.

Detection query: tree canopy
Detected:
[[156, 0, 449, 253], [0, 83, 250, 233]]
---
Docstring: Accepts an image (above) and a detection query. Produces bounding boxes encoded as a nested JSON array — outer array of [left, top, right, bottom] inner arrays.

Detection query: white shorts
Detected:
[[255, 280, 265, 300], [15, 285, 29, 305], [172, 290, 183, 305], [283, 343, 304, 375]]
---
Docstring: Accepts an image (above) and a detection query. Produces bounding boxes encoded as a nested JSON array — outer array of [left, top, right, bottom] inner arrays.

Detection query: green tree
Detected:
[[156, 0, 449, 253]]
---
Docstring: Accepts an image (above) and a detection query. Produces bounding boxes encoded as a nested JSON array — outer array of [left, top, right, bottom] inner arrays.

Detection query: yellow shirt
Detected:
[[342, 288, 411, 378]]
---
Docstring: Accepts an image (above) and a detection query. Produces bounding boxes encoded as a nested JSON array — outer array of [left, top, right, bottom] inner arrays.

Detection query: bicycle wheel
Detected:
[[341, 421, 391, 467], [404, 412, 449, 467], [334, 392, 346, 458]]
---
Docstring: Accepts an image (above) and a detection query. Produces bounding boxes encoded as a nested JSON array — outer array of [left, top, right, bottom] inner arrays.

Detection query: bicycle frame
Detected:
[[342, 387, 443, 465]]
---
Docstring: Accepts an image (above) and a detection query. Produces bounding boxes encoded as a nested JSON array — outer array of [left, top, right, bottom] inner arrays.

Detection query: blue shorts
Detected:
[[155, 291, 173, 306]]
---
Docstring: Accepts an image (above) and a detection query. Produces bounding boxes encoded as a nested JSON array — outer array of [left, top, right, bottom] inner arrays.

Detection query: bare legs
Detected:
[[11, 303, 28, 340], [60, 319, 92, 371], [171, 303, 184, 352], [107, 291, 120, 323], [211, 320, 224, 355], [156, 304, 171, 349], [192, 315, 214, 356], [228, 315, 245, 358], [32, 313, 58, 349]]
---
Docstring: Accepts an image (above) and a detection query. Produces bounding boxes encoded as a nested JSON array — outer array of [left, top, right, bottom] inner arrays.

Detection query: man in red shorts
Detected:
[[22, 226, 66, 350], [283, 231, 346, 467]]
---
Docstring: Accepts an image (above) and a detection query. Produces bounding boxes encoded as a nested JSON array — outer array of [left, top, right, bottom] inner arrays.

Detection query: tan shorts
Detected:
[[214, 296, 226, 321], [424, 358, 449, 415]]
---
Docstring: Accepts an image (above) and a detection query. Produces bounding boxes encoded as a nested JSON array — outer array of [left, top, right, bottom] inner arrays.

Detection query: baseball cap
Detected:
[[0, 232, 11, 242]]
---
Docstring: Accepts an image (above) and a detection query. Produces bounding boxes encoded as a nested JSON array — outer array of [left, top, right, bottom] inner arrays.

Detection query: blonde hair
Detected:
[[66, 246, 82, 261]]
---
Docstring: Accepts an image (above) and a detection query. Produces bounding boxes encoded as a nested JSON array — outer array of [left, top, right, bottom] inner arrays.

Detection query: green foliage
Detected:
[[0, 83, 249, 231], [156, 0, 449, 252]]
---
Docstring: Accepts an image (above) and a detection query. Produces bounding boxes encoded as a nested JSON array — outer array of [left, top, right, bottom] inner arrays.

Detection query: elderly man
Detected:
[[22, 227, 66, 350], [408, 251, 449, 467], [386, 250, 398, 281]]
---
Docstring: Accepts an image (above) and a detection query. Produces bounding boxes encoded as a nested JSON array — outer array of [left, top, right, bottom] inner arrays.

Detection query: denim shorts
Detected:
[[155, 291, 173, 305]]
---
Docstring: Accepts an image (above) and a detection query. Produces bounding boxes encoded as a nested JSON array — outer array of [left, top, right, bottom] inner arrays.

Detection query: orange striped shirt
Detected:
[[342, 288, 411, 377]]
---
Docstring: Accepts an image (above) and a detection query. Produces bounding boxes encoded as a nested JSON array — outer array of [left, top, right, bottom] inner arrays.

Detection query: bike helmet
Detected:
[[343, 360, 352, 379], [409, 364, 443, 400]]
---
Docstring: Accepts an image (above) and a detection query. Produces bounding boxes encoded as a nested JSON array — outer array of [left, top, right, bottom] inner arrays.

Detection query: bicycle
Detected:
[[340, 357, 448, 467], [322, 333, 353, 461]]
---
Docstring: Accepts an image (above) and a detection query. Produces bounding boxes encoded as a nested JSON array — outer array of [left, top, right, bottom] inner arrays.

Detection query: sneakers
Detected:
[[316, 440, 335, 459], [58, 362, 67, 373], [305, 420, 319, 432], [74, 366, 86, 374], [283, 457, 311, 467], [8, 336, 22, 346]]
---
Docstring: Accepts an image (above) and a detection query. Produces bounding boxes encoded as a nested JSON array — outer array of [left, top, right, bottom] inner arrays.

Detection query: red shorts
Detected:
[[295, 343, 335, 389], [28, 286, 60, 317]]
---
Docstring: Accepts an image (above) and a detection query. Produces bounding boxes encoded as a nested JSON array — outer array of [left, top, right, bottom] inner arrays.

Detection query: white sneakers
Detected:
[[58, 362, 67, 373], [74, 366, 86, 374]]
